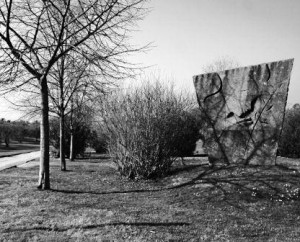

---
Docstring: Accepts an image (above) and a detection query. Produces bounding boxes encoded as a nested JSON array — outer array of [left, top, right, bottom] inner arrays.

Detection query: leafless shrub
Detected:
[[100, 81, 200, 179]]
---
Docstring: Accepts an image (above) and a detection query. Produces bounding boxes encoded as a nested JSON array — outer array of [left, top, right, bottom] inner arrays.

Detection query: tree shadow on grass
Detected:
[[51, 187, 164, 195], [167, 164, 207, 177], [3, 222, 190, 233], [75, 154, 111, 162], [51, 161, 300, 209], [169, 164, 300, 207], [50, 163, 209, 195], [49, 164, 228, 196]]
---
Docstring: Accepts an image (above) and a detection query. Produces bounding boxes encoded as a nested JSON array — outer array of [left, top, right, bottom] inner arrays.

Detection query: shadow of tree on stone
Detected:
[[194, 59, 294, 168]]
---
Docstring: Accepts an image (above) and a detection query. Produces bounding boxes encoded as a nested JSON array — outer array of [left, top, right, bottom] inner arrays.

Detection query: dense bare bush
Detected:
[[278, 104, 300, 158], [100, 82, 200, 179]]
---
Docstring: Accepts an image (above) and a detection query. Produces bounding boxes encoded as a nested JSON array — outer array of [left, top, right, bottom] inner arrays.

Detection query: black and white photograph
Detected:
[[0, 0, 300, 241]]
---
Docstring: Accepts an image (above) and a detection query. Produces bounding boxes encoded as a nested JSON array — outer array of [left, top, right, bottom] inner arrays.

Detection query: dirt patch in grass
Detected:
[[1, 156, 300, 241]]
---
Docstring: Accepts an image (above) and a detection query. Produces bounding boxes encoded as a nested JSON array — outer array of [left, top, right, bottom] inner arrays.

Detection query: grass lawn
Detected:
[[1, 155, 300, 241], [0, 138, 39, 158]]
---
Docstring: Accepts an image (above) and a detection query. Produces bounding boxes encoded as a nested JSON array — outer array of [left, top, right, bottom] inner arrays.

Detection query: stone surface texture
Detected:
[[193, 59, 294, 165]]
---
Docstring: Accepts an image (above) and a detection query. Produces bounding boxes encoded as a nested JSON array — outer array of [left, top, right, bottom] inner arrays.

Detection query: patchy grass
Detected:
[[1, 155, 300, 241]]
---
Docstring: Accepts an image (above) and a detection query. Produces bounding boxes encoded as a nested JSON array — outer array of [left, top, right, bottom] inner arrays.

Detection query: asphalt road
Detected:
[[0, 151, 40, 171]]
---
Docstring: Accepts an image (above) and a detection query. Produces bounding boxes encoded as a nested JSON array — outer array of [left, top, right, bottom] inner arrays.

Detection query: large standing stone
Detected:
[[193, 59, 294, 165]]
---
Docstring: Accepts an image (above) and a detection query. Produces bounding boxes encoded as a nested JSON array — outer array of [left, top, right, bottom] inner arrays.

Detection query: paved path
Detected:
[[0, 151, 40, 171]]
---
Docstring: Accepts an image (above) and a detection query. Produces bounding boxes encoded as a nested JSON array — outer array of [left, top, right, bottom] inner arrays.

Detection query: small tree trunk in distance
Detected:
[[60, 112, 66, 171], [4, 135, 9, 147], [69, 98, 75, 161], [37, 77, 50, 190], [35, 121, 39, 142], [179, 157, 186, 166], [70, 129, 74, 161], [59, 51, 66, 171]]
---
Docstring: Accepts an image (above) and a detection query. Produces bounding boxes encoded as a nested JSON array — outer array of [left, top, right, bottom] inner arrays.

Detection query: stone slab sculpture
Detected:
[[193, 59, 294, 166]]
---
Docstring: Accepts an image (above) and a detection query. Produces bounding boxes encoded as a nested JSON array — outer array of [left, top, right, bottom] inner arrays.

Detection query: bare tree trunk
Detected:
[[70, 129, 74, 161], [59, 50, 66, 170], [37, 77, 50, 190], [60, 112, 66, 170], [4, 135, 9, 147], [69, 98, 75, 161], [35, 121, 39, 142]]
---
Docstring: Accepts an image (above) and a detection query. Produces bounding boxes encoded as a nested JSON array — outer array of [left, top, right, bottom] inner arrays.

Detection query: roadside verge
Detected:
[[0, 151, 40, 171]]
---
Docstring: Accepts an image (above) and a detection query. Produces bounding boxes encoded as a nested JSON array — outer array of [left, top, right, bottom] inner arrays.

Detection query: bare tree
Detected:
[[6, 54, 107, 170], [0, 0, 148, 189], [47, 53, 95, 170], [202, 56, 239, 73], [69, 95, 94, 161]]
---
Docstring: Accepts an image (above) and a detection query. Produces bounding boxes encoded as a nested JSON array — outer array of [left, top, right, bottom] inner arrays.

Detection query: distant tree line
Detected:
[[0, 119, 40, 147], [278, 104, 300, 158]]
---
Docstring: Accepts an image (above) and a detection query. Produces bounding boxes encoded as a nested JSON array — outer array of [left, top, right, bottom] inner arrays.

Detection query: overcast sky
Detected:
[[1, 0, 299, 120]]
